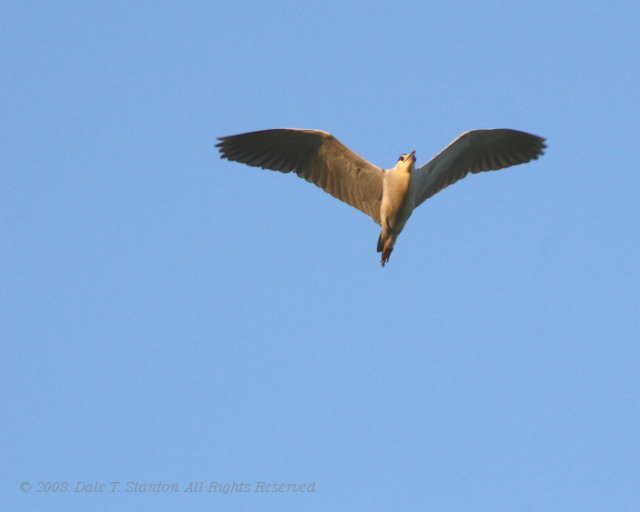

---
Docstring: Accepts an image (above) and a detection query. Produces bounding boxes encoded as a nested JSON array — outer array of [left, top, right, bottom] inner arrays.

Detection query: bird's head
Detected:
[[396, 150, 416, 172]]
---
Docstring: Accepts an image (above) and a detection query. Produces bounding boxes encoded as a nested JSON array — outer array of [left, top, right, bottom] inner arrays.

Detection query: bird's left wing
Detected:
[[412, 129, 546, 208], [216, 129, 384, 223]]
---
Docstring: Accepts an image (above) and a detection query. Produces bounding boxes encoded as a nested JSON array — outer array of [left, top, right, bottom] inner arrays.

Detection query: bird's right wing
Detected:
[[412, 129, 546, 207], [216, 129, 384, 224]]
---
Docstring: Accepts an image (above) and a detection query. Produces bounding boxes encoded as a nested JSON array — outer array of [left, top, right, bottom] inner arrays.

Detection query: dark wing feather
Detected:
[[413, 129, 546, 207], [216, 129, 384, 223]]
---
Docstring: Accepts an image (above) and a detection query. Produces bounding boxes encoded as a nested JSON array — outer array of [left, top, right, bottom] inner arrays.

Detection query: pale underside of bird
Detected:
[[216, 128, 546, 266]]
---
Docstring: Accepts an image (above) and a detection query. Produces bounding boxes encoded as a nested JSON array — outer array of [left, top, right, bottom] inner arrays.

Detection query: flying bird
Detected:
[[216, 128, 546, 266]]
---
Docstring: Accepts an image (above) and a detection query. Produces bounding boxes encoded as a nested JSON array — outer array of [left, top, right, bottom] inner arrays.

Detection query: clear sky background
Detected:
[[2, 1, 639, 511]]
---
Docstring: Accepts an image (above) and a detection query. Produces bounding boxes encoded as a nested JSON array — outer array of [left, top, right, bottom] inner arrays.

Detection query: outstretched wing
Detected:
[[216, 129, 384, 224], [413, 129, 546, 207]]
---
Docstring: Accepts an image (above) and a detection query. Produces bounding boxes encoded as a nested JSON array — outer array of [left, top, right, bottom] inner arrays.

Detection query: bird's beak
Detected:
[[409, 150, 416, 161]]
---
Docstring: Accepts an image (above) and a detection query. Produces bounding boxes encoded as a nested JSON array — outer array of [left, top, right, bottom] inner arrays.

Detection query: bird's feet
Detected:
[[380, 248, 392, 267]]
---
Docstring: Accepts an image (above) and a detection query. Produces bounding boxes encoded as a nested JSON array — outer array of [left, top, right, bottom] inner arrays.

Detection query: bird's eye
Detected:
[[398, 155, 405, 161]]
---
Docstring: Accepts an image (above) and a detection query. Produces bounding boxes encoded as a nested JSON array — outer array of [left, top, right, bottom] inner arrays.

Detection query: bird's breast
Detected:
[[380, 169, 414, 233]]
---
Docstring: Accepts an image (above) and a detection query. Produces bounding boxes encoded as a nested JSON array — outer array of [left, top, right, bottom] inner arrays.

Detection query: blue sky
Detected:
[[2, 1, 639, 511]]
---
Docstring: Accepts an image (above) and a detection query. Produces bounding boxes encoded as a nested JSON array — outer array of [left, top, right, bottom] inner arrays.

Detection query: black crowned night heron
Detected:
[[216, 128, 546, 266]]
